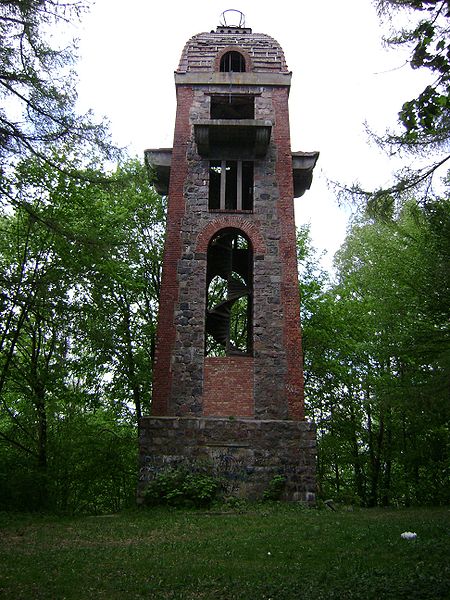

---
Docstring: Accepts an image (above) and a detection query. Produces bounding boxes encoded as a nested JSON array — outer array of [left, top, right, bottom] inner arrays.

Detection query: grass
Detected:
[[0, 504, 449, 599]]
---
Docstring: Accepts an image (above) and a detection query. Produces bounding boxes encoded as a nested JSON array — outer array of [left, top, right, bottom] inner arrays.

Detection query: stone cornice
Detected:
[[174, 71, 292, 87]]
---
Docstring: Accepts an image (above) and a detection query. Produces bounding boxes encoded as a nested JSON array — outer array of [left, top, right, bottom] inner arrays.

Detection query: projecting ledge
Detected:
[[144, 147, 320, 198], [144, 148, 172, 196], [194, 119, 272, 159], [174, 71, 292, 87], [292, 151, 320, 198]]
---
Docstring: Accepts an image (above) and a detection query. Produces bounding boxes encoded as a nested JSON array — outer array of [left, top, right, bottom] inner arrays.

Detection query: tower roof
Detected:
[[177, 29, 289, 74]]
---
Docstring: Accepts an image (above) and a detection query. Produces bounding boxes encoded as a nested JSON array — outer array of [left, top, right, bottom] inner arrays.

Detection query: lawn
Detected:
[[0, 505, 449, 599]]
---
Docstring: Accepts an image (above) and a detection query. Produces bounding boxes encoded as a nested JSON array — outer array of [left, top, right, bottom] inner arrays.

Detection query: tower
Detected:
[[139, 12, 318, 502]]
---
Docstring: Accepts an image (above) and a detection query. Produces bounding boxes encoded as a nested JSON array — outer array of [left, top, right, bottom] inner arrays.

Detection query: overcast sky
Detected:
[[74, 0, 430, 271]]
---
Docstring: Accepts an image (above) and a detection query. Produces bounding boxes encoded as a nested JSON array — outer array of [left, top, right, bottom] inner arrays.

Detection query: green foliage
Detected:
[[376, 0, 450, 145], [262, 475, 286, 501], [143, 468, 221, 508], [300, 198, 450, 507], [346, 0, 450, 213], [48, 412, 137, 514], [0, 0, 115, 179], [0, 409, 137, 514], [0, 154, 165, 512]]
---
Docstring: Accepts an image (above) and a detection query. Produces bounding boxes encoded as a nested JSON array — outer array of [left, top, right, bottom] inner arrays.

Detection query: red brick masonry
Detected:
[[203, 357, 254, 417]]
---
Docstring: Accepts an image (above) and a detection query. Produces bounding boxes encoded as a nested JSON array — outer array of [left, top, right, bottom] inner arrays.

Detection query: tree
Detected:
[[0, 2, 163, 513], [72, 160, 165, 422], [0, 0, 113, 166], [376, 0, 450, 147], [0, 154, 165, 511], [0, 0, 118, 239], [339, 200, 449, 504], [301, 198, 450, 506], [346, 0, 450, 212]]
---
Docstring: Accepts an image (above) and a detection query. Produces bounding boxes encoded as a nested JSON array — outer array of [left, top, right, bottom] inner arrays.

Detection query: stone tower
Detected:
[[139, 12, 318, 502]]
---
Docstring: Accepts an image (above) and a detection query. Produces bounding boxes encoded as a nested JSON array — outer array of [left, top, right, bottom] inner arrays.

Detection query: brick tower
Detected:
[[139, 11, 318, 502]]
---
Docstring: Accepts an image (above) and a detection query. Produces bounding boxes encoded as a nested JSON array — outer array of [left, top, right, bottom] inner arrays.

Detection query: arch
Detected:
[[196, 217, 265, 255], [220, 50, 245, 72], [205, 229, 253, 356], [215, 46, 252, 73]]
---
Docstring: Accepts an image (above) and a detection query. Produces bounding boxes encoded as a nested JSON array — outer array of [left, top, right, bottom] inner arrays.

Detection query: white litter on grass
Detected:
[[400, 531, 417, 540]]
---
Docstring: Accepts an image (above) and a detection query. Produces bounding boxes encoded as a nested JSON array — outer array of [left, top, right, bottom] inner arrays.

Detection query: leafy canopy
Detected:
[[0, 0, 115, 194], [346, 1, 450, 214]]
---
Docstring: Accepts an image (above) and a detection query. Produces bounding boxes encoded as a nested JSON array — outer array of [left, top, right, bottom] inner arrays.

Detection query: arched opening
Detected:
[[220, 50, 246, 73], [205, 229, 252, 356]]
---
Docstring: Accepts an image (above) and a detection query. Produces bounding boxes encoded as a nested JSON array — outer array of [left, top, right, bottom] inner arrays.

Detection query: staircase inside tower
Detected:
[[205, 231, 252, 356]]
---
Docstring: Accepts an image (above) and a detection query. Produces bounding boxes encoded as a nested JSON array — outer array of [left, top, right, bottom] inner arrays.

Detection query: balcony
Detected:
[[194, 119, 272, 160]]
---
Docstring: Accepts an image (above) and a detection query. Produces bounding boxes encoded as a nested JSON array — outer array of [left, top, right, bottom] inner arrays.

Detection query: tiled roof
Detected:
[[177, 31, 289, 73]]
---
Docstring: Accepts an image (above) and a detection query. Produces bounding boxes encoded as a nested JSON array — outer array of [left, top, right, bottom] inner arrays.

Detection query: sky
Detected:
[[74, 0, 430, 271]]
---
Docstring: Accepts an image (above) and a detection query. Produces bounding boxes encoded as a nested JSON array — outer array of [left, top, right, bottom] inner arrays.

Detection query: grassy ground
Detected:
[[0, 504, 449, 599]]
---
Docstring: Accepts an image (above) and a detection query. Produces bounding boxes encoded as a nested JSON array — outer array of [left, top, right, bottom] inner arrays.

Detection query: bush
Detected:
[[144, 468, 221, 508], [0, 412, 137, 514], [263, 475, 286, 501]]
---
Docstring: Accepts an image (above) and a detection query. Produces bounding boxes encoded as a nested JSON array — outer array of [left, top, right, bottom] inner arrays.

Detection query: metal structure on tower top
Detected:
[[219, 9, 246, 28]]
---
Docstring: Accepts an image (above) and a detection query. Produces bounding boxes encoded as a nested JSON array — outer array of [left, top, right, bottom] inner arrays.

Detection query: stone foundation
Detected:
[[138, 416, 316, 503]]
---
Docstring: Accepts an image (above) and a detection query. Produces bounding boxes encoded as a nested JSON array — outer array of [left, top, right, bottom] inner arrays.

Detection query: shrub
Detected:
[[263, 475, 286, 501], [144, 468, 220, 508]]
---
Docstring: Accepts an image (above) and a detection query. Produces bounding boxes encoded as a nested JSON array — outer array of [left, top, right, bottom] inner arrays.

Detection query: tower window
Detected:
[[209, 160, 253, 211], [220, 51, 246, 72], [210, 95, 254, 120], [205, 230, 252, 356]]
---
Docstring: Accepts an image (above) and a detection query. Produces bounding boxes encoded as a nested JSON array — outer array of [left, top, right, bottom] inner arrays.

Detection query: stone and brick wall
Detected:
[[273, 88, 305, 420], [151, 86, 194, 416], [141, 26, 316, 504], [151, 81, 305, 420], [138, 416, 317, 503], [151, 29, 306, 421]]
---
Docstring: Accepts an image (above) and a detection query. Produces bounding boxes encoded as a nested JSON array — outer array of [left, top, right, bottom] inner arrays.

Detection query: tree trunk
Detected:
[[367, 399, 384, 507], [30, 317, 49, 509], [333, 455, 340, 495], [122, 302, 142, 423], [349, 401, 365, 503], [381, 404, 392, 506]]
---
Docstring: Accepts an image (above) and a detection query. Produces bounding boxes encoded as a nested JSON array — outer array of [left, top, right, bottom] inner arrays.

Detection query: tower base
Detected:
[[138, 416, 316, 503]]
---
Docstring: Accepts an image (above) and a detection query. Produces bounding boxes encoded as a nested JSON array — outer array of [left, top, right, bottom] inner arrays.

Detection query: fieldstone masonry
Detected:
[[138, 417, 317, 503], [139, 16, 319, 502]]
